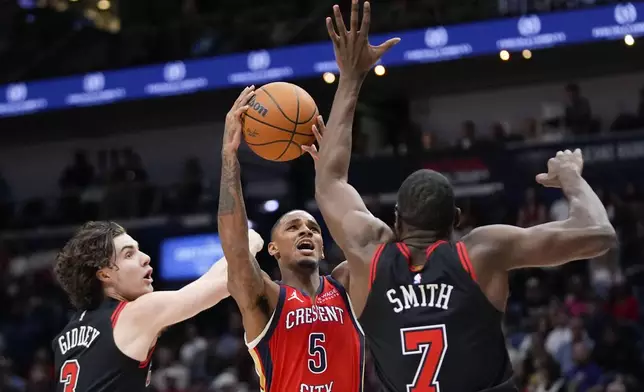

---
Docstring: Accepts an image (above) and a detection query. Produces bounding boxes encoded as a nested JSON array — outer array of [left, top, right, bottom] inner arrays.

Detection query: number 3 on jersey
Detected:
[[308, 333, 327, 374], [59, 360, 80, 392], [400, 325, 447, 392]]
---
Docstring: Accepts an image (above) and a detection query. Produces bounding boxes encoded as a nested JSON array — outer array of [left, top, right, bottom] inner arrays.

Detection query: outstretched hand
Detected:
[[536, 148, 584, 188], [222, 86, 255, 154], [301, 116, 325, 167], [326, 0, 400, 80]]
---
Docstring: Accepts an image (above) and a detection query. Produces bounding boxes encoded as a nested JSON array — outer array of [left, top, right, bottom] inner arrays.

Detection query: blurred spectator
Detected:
[[517, 188, 547, 228], [177, 157, 205, 213], [457, 120, 479, 150], [605, 283, 639, 322], [545, 309, 570, 357], [533, 356, 567, 392], [564, 342, 603, 392], [564, 275, 591, 317], [564, 83, 593, 135], [555, 317, 594, 374], [58, 150, 95, 191], [592, 322, 641, 377], [151, 346, 190, 392]]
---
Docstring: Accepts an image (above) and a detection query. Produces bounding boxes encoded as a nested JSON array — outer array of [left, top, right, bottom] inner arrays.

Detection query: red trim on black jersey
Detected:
[[426, 240, 447, 258], [139, 344, 156, 368], [110, 301, 127, 328], [369, 244, 386, 290], [456, 242, 478, 282]]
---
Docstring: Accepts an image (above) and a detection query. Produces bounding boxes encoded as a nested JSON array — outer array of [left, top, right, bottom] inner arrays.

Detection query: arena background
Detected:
[[1, 0, 643, 391]]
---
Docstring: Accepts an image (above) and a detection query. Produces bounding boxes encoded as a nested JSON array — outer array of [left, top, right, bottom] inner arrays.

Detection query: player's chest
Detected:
[[281, 293, 349, 332]]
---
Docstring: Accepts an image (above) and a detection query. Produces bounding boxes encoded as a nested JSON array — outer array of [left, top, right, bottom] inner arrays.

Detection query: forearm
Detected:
[[218, 150, 251, 265], [316, 76, 362, 183], [561, 173, 613, 230]]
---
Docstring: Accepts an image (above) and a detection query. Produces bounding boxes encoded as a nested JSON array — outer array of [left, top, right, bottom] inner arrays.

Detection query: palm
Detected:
[[327, 0, 400, 78]]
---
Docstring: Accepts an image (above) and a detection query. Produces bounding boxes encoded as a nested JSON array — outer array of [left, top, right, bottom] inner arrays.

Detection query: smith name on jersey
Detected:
[[360, 241, 515, 392]]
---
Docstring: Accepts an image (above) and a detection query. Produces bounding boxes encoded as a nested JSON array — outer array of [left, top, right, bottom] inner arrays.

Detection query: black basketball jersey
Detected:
[[359, 241, 516, 392], [52, 299, 154, 392]]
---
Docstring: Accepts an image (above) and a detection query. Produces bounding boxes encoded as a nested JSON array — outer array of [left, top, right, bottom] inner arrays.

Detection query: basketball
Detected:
[[242, 82, 318, 162]]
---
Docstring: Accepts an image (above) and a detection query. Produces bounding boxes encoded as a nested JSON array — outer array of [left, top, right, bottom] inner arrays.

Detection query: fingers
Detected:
[[234, 85, 255, 108], [234, 105, 250, 118], [333, 5, 348, 37], [312, 124, 323, 145], [350, 0, 359, 32], [359, 1, 371, 36], [301, 145, 319, 159], [316, 115, 326, 130], [326, 17, 340, 43], [374, 37, 401, 56]]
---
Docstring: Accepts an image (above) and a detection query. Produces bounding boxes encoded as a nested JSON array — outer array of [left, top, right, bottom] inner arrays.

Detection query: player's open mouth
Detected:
[[296, 239, 315, 255], [143, 269, 153, 283]]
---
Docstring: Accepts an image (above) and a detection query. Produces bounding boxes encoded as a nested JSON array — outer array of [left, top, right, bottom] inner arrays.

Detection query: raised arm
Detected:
[[314, 1, 399, 264], [114, 230, 264, 361], [463, 149, 617, 271], [217, 86, 280, 342]]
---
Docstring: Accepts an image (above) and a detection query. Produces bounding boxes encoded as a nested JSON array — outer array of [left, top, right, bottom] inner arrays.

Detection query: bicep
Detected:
[[465, 222, 614, 270]]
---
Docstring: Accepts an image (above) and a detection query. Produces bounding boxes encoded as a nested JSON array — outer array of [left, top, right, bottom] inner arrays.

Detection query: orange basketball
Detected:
[[242, 82, 318, 162]]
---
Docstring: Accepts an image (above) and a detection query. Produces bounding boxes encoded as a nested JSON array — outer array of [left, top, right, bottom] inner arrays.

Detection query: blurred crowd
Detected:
[[0, 0, 626, 83], [1, 169, 643, 391]]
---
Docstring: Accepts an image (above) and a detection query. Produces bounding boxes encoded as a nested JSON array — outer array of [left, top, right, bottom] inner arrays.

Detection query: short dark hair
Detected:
[[54, 221, 126, 309], [396, 169, 455, 235]]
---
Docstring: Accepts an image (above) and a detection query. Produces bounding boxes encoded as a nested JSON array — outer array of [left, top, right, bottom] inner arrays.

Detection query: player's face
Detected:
[[269, 211, 324, 269], [99, 233, 153, 300]]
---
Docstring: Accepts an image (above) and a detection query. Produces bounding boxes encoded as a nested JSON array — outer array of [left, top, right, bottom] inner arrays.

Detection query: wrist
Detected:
[[338, 74, 364, 94]]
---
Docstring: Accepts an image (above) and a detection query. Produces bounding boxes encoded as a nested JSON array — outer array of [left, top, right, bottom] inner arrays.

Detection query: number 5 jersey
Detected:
[[246, 276, 365, 392]]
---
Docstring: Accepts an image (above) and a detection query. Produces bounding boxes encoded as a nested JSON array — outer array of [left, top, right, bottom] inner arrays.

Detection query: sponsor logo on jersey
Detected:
[[317, 288, 340, 303]]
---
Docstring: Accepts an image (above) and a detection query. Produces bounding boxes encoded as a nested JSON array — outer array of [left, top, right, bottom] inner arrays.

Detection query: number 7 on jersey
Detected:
[[400, 325, 447, 392]]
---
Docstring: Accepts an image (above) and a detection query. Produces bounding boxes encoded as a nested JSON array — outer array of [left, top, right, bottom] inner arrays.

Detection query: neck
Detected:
[[280, 265, 321, 297], [104, 288, 129, 303], [399, 229, 448, 249]]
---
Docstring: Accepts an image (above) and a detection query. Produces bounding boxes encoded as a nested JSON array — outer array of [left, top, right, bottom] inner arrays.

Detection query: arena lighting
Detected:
[[522, 49, 532, 59], [322, 72, 335, 84], [374, 65, 386, 76], [69, 0, 78, 2], [625, 34, 635, 46], [499, 50, 510, 61], [97, 0, 110, 10], [262, 200, 279, 213]]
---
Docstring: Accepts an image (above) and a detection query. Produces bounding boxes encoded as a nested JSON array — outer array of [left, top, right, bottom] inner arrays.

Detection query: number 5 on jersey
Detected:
[[400, 325, 447, 392], [60, 360, 80, 392], [308, 333, 327, 374]]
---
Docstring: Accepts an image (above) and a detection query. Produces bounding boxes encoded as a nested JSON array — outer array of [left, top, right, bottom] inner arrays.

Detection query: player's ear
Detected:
[[96, 268, 112, 283], [453, 207, 462, 228], [268, 241, 280, 258]]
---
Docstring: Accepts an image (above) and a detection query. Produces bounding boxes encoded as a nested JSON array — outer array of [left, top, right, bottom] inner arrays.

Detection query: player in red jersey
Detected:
[[217, 87, 377, 391]]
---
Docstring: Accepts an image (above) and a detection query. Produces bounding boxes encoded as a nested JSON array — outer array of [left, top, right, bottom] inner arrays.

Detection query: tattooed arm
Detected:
[[218, 86, 281, 343]]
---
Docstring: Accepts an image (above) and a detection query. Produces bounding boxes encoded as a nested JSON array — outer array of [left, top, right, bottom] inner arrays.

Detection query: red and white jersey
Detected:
[[246, 276, 365, 392]]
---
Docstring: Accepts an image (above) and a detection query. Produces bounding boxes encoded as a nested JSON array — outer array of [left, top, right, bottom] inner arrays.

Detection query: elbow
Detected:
[[583, 224, 618, 258], [595, 224, 618, 255]]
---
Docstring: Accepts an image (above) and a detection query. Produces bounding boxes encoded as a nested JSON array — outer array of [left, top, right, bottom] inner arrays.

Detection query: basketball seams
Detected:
[[245, 140, 304, 148], [261, 88, 298, 124], [243, 113, 312, 136], [262, 86, 318, 126], [274, 85, 301, 161]]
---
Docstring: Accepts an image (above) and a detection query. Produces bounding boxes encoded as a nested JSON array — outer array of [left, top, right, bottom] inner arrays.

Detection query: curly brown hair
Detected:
[[54, 221, 126, 309]]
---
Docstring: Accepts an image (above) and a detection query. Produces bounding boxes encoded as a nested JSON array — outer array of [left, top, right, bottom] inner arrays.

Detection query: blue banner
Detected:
[[1, 2, 643, 118], [159, 233, 224, 281]]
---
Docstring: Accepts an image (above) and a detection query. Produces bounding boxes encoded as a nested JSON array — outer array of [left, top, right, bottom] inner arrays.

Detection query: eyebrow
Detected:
[[119, 244, 139, 254]]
